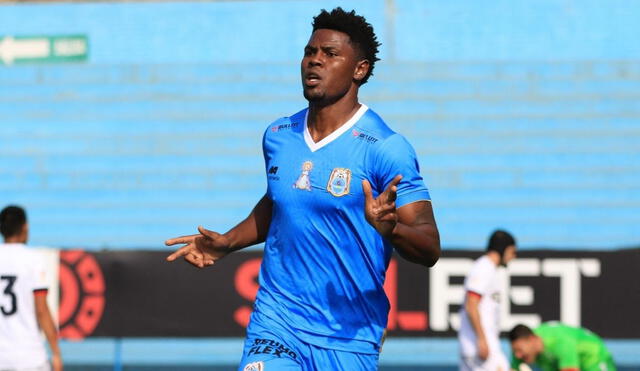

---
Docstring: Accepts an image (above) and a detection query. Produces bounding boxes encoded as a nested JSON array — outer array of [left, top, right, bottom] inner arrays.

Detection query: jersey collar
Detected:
[[303, 103, 369, 152]]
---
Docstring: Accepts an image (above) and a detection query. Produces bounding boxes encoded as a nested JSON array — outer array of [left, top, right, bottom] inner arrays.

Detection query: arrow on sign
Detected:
[[0, 36, 50, 65]]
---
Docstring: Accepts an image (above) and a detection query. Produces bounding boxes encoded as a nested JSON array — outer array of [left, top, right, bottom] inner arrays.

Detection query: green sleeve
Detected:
[[553, 338, 580, 370], [511, 356, 523, 370]]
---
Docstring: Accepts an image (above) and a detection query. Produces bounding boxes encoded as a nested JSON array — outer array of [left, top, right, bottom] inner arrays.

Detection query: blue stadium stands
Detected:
[[1, 1, 639, 369], [1, 61, 638, 249]]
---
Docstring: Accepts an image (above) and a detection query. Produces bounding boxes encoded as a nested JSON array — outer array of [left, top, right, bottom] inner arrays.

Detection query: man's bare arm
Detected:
[[391, 200, 440, 267], [465, 292, 489, 360], [34, 292, 62, 371], [362, 175, 440, 267], [166, 194, 273, 268], [224, 194, 273, 251]]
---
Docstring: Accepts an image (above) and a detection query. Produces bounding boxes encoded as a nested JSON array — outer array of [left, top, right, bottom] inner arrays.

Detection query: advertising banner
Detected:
[[55, 248, 640, 339]]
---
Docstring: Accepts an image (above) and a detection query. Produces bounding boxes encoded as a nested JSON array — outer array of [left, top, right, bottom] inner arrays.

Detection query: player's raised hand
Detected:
[[362, 175, 402, 238], [165, 226, 231, 268]]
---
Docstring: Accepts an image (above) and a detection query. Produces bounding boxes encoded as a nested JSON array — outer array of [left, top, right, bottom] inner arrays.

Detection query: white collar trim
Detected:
[[303, 103, 369, 152]]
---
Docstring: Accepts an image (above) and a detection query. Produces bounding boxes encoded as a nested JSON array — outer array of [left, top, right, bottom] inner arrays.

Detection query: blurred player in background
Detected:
[[509, 322, 616, 371], [0, 205, 62, 371], [458, 230, 517, 371], [166, 7, 440, 371]]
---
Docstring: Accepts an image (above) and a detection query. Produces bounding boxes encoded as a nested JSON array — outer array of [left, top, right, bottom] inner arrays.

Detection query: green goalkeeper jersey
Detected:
[[511, 323, 616, 371]]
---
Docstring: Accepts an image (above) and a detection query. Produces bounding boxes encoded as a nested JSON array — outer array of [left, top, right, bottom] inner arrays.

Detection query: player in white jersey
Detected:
[[0, 205, 62, 371], [458, 230, 517, 371]]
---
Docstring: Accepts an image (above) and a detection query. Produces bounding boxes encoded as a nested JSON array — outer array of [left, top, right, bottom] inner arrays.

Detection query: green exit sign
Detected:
[[0, 35, 88, 65]]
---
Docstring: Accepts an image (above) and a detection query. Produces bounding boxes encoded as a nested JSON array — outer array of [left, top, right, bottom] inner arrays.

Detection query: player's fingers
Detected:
[[198, 225, 222, 240], [386, 185, 398, 203], [166, 244, 194, 262], [184, 252, 204, 268], [377, 212, 398, 223], [384, 175, 402, 203], [390, 174, 403, 187], [361, 179, 374, 202], [374, 203, 396, 216], [374, 206, 398, 222], [165, 233, 199, 246]]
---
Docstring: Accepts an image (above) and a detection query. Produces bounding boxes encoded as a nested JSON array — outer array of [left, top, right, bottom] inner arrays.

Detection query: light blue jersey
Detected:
[[252, 104, 430, 355]]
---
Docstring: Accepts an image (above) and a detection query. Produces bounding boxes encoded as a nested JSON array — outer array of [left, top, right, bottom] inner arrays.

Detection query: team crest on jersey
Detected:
[[243, 361, 264, 371], [327, 168, 351, 197], [293, 161, 313, 191]]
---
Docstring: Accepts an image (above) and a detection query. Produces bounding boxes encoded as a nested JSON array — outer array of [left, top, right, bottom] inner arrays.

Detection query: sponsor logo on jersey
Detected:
[[327, 168, 351, 197], [293, 161, 313, 191], [352, 129, 379, 143], [243, 361, 264, 371], [271, 122, 299, 132], [247, 338, 298, 360]]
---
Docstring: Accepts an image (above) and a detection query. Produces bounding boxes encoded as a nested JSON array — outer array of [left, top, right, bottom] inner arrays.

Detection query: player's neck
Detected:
[[4, 231, 27, 244], [4, 236, 26, 244], [307, 91, 360, 143], [535, 335, 544, 354], [486, 251, 501, 266]]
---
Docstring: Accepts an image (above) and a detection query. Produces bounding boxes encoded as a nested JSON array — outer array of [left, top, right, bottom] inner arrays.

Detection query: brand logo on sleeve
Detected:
[[271, 122, 299, 132]]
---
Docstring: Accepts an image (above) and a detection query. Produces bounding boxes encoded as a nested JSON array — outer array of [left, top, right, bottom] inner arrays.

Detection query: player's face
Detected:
[[301, 29, 363, 104], [501, 245, 516, 266], [511, 337, 537, 364]]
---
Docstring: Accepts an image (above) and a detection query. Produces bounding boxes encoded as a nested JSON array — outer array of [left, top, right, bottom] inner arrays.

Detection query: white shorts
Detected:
[[460, 351, 509, 371], [2, 364, 51, 371]]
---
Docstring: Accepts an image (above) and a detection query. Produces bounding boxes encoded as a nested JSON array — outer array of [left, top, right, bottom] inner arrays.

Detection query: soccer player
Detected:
[[0, 205, 62, 371], [458, 230, 517, 371], [509, 322, 616, 371], [165, 7, 440, 371]]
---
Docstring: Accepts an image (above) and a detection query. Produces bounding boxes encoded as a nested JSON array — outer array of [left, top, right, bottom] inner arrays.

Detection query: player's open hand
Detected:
[[477, 336, 489, 360], [165, 226, 231, 268], [362, 175, 402, 238], [51, 352, 63, 371]]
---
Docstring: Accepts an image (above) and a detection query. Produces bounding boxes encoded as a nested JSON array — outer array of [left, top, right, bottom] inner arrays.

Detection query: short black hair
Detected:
[[0, 205, 27, 239], [312, 7, 380, 85], [487, 229, 516, 256], [509, 324, 535, 342]]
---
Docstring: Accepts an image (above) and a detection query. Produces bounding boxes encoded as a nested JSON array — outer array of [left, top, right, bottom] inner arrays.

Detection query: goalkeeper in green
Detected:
[[509, 322, 616, 371]]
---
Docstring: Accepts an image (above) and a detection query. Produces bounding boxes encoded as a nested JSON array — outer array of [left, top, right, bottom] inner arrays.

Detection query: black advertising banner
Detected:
[[57, 248, 640, 339]]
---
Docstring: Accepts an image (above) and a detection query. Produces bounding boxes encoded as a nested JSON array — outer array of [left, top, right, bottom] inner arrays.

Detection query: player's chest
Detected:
[[266, 143, 368, 204]]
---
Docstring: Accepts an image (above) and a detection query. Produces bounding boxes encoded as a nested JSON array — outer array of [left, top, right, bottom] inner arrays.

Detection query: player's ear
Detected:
[[353, 59, 370, 83], [21, 223, 29, 243]]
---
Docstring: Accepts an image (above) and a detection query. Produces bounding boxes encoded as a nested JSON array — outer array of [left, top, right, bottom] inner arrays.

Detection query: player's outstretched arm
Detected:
[[34, 292, 63, 371], [362, 175, 440, 267], [165, 194, 273, 268]]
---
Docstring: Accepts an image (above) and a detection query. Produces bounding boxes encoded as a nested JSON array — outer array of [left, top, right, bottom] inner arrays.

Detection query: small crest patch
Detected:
[[327, 168, 351, 197], [293, 161, 313, 191], [243, 361, 264, 371]]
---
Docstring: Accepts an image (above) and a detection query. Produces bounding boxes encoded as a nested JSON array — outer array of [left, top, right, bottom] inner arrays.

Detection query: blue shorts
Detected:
[[238, 311, 379, 371]]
